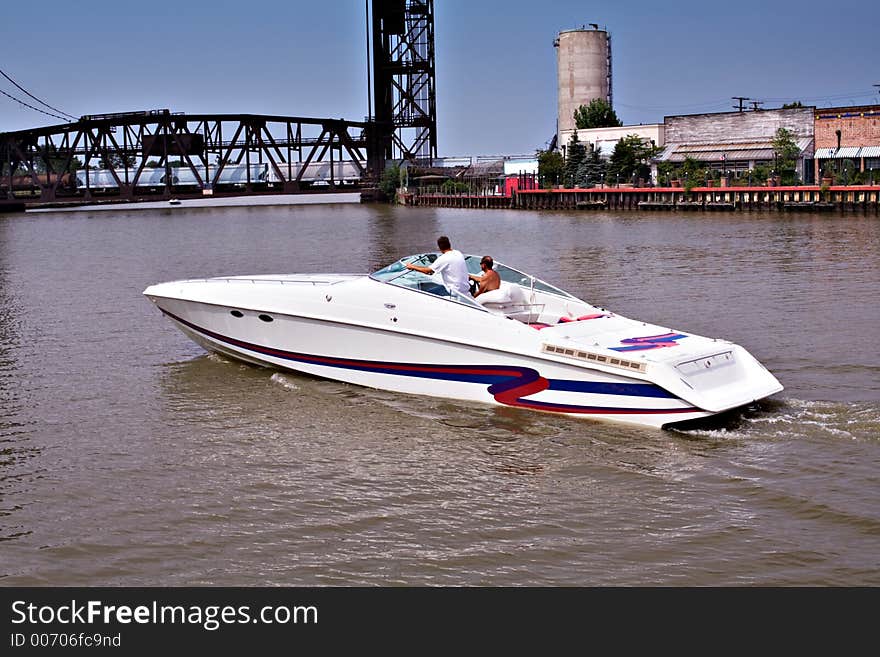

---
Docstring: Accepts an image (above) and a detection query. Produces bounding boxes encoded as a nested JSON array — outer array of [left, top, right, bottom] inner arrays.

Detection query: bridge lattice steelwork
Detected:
[[1, 111, 375, 202]]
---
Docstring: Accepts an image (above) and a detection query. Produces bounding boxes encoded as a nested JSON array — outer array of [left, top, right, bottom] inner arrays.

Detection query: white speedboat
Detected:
[[143, 253, 782, 429]]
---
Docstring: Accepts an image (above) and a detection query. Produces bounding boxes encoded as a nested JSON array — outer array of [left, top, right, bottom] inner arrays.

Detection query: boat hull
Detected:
[[152, 296, 713, 429]]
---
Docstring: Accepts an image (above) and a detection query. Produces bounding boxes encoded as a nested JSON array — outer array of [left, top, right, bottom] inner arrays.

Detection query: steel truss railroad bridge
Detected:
[[1, 111, 377, 203]]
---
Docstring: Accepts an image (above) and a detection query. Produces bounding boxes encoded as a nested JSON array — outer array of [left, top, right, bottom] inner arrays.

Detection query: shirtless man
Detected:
[[469, 255, 501, 298]]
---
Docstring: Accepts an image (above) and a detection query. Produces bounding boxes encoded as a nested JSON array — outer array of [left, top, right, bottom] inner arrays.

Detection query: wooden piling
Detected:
[[404, 185, 879, 213]]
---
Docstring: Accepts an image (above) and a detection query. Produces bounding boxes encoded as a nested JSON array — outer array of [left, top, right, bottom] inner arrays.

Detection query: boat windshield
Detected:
[[479, 259, 577, 300], [370, 254, 485, 309], [370, 254, 578, 303]]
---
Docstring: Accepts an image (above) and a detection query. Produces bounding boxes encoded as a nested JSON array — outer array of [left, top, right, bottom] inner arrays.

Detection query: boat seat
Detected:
[[476, 282, 518, 306], [478, 283, 543, 323]]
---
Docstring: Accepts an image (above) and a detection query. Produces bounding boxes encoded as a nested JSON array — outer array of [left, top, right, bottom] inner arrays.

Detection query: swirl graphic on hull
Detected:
[[487, 368, 550, 405], [611, 332, 687, 352]]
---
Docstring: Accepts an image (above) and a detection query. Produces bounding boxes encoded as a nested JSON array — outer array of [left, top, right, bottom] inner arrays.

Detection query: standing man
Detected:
[[406, 235, 470, 296], [469, 255, 501, 299]]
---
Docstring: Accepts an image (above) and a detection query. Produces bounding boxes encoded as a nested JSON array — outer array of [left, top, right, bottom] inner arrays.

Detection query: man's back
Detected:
[[480, 268, 501, 294], [431, 249, 469, 295]]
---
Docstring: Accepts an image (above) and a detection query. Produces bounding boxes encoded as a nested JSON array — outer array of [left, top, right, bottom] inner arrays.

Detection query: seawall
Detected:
[[400, 186, 880, 212]]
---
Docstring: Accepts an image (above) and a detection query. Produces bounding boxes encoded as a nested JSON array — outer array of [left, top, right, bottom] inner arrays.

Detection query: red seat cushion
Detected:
[[558, 313, 607, 323]]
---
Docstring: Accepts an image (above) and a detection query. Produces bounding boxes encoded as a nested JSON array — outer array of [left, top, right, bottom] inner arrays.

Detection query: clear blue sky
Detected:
[[2, 0, 878, 155]]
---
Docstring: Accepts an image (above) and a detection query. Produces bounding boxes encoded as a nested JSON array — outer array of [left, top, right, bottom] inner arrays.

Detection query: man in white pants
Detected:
[[405, 235, 470, 296]]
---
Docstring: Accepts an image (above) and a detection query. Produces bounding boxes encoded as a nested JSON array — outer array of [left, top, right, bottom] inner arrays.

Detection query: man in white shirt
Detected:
[[405, 235, 470, 296]]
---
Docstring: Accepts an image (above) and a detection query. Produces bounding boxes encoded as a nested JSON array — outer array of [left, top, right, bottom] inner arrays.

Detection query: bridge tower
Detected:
[[369, 0, 437, 167]]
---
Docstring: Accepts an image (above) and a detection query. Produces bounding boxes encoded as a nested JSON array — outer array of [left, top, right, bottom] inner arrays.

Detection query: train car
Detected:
[[71, 160, 362, 191], [212, 163, 270, 186], [74, 169, 151, 189], [73, 164, 268, 190], [0, 172, 75, 191], [280, 160, 364, 184]]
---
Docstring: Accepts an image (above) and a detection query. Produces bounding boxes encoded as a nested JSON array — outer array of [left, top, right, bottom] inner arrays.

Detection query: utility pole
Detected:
[[732, 96, 749, 113], [749, 100, 764, 111]]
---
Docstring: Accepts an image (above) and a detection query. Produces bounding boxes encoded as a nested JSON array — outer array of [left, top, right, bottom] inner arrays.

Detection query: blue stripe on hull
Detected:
[[547, 379, 676, 399], [160, 308, 698, 415]]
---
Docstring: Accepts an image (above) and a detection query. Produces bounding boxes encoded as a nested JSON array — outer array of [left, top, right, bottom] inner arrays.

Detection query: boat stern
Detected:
[[655, 343, 783, 413]]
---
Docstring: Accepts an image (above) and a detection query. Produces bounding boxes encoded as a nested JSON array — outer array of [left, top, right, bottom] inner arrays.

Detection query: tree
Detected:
[[772, 127, 800, 184], [99, 153, 137, 169], [378, 163, 401, 200], [782, 101, 804, 109], [562, 131, 586, 188], [574, 98, 622, 129], [605, 134, 659, 185], [576, 143, 606, 187], [752, 163, 771, 185], [821, 159, 837, 180], [537, 149, 564, 188], [26, 144, 83, 174], [679, 156, 707, 193]]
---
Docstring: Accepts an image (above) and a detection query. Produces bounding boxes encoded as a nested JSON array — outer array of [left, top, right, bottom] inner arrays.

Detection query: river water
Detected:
[[1, 199, 878, 585]]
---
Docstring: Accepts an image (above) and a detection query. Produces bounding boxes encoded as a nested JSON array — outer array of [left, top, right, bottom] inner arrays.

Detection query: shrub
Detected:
[[378, 164, 400, 200]]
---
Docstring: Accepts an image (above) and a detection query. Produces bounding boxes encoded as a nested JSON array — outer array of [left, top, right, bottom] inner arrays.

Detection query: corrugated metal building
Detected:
[[655, 107, 815, 182]]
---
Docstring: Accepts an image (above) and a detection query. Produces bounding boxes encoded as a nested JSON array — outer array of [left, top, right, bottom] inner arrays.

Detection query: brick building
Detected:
[[814, 105, 880, 183]]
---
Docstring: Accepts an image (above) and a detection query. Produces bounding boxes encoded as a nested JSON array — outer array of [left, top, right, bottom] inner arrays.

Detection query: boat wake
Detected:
[[671, 397, 880, 442], [269, 372, 301, 391]]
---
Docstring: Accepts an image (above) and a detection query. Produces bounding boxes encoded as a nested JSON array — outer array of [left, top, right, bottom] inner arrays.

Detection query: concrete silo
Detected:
[[554, 26, 612, 146]]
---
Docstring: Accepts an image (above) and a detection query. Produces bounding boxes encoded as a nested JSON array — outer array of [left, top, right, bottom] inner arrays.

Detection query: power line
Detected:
[[761, 91, 877, 103], [0, 67, 77, 120], [618, 90, 878, 116], [0, 87, 72, 122], [615, 98, 733, 113]]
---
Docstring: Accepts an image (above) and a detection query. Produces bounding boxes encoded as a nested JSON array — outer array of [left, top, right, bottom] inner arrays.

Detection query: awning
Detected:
[[833, 147, 861, 158], [815, 146, 869, 159], [654, 145, 676, 161], [656, 138, 811, 163]]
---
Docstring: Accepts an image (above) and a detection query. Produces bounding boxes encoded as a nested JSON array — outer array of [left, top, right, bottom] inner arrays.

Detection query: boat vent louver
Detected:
[[542, 343, 647, 373]]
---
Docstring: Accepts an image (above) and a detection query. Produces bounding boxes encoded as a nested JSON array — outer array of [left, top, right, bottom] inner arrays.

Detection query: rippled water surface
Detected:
[[1, 200, 878, 585]]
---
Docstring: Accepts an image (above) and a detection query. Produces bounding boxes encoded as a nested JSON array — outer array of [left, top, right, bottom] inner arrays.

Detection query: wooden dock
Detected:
[[401, 185, 880, 212]]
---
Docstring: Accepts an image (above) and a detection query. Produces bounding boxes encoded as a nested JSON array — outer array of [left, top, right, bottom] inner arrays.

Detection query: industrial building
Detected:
[[559, 124, 664, 161], [549, 19, 880, 188], [654, 107, 815, 182]]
